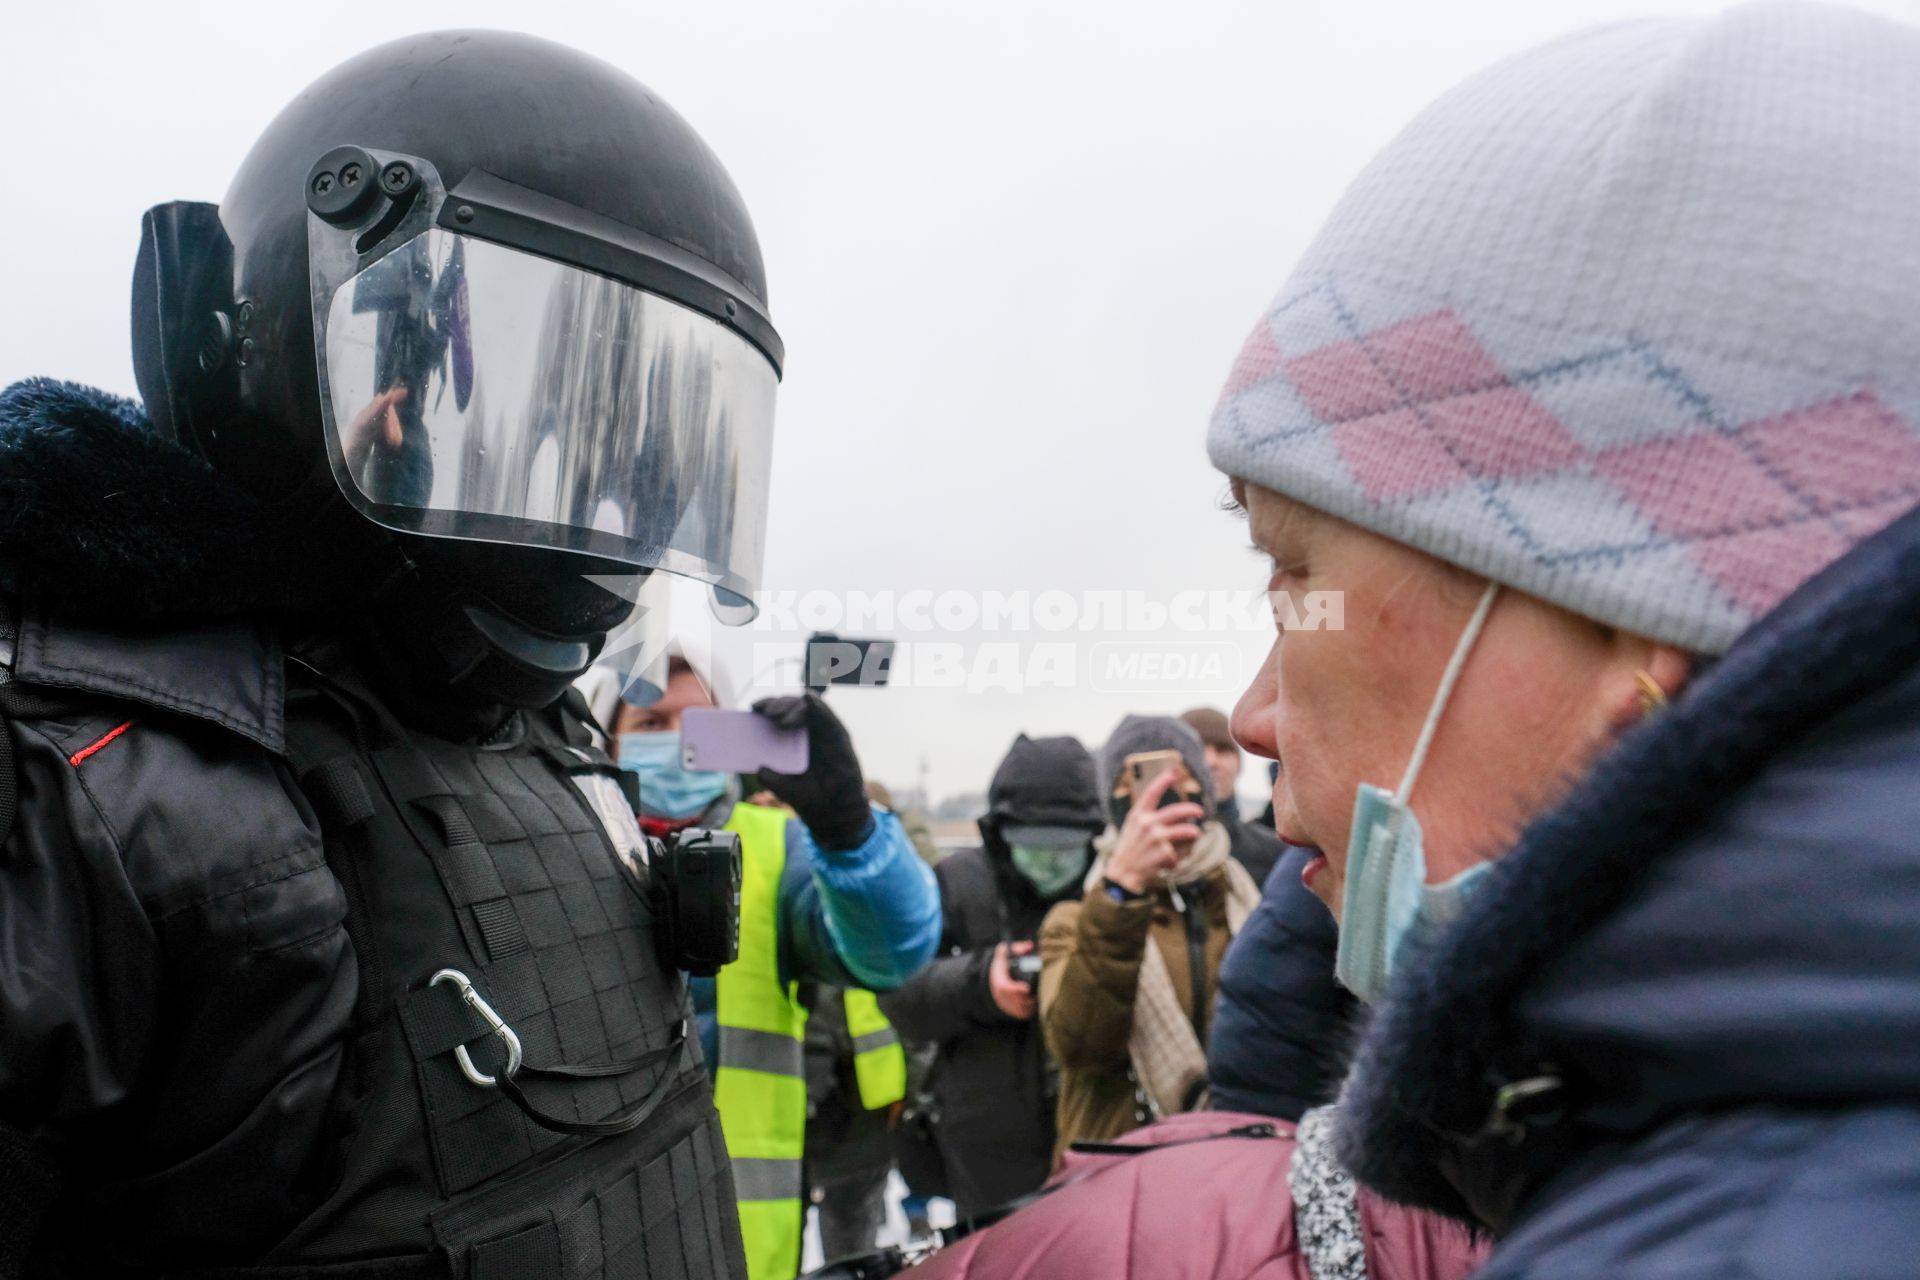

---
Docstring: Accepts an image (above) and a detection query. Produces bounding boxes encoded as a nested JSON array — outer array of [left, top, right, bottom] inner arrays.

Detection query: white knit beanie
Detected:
[[1208, 2, 1920, 654]]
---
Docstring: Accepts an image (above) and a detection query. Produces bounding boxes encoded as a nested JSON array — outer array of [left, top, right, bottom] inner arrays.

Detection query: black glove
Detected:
[[752, 693, 875, 852]]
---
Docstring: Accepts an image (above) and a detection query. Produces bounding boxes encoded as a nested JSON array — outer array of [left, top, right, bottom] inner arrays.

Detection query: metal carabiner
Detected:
[[430, 968, 524, 1088]]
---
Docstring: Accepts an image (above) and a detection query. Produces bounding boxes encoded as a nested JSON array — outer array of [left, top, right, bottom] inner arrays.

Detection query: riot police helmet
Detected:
[[132, 31, 781, 704]]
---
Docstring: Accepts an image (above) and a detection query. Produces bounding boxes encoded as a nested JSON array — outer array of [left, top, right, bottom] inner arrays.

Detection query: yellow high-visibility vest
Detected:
[[713, 804, 910, 1279], [843, 988, 905, 1112], [715, 803, 809, 1280]]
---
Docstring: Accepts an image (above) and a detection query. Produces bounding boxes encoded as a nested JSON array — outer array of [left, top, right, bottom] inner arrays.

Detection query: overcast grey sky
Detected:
[[5, 0, 1916, 809]]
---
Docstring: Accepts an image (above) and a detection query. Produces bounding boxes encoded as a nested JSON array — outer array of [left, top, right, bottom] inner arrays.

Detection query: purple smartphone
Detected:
[[680, 707, 809, 775]]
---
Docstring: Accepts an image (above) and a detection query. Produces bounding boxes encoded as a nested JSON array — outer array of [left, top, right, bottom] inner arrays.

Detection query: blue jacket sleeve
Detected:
[[776, 808, 941, 991]]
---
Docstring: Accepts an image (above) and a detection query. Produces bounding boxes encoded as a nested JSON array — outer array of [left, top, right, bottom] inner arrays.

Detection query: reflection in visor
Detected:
[[319, 229, 777, 610]]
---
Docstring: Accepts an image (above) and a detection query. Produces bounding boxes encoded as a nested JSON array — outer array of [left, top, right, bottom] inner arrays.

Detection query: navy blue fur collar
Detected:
[[1334, 500, 1920, 1223], [0, 378, 355, 623]]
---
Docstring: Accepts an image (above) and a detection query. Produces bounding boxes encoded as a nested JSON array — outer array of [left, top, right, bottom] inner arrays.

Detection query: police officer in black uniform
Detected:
[[0, 31, 795, 1279]]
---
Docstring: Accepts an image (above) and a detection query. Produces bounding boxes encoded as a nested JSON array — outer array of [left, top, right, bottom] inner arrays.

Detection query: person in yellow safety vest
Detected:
[[607, 657, 937, 1280], [844, 990, 909, 1109]]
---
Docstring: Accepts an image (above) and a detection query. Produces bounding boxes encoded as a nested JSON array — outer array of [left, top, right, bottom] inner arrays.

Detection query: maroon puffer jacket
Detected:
[[896, 1110, 1486, 1280]]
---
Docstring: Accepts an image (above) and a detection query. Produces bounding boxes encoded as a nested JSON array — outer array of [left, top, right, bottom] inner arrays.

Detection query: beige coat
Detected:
[[1037, 866, 1237, 1161]]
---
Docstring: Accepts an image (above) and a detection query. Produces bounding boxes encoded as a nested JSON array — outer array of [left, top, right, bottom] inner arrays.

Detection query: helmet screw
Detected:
[[306, 146, 382, 221], [382, 162, 415, 193], [724, 299, 738, 318], [454, 204, 475, 224]]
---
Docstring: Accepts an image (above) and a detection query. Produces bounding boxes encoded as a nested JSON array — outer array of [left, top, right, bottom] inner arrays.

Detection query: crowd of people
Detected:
[[5, 2, 1920, 1278], [875, 713, 1312, 1219], [592, 659, 1349, 1273]]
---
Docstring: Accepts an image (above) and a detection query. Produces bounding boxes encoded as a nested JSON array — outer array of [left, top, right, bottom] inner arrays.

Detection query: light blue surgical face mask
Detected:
[[1335, 582, 1500, 1004], [617, 731, 729, 820]]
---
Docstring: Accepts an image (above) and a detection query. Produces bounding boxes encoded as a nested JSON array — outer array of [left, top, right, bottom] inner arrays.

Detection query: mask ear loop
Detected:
[[1394, 581, 1501, 809]]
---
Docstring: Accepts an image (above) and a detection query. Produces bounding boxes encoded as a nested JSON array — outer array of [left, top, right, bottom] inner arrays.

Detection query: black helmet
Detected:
[[132, 31, 783, 706]]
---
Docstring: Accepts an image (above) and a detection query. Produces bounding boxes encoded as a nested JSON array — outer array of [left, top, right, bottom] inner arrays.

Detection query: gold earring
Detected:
[[1635, 670, 1668, 716]]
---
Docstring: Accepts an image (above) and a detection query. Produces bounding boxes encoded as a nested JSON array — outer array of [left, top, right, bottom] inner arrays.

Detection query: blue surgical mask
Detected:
[[1335, 582, 1500, 1003], [617, 731, 729, 820]]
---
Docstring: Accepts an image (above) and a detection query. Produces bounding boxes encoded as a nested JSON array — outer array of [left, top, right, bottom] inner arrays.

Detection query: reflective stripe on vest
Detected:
[[843, 989, 906, 1112], [714, 802, 806, 1280]]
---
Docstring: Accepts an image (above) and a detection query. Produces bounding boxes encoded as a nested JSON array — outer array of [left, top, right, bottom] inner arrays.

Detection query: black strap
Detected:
[[494, 1035, 689, 1137], [159, 1256, 445, 1279], [300, 757, 378, 829], [467, 898, 529, 963], [282, 684, 396, 1044], [1068, 1120, 1278, 1157], [941, 1189, 1053, 1243], [517, 1041, 684, 1082], [1181, 888, 1209, 1045]]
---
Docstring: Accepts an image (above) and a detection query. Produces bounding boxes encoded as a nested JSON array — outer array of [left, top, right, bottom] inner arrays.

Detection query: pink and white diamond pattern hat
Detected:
[[1208, 2, 1920, 655]]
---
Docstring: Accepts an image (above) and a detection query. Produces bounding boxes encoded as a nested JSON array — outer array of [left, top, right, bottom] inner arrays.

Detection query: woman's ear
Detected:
[[1643, 645, 1693, 704], [1604, 641, 1693, 733]]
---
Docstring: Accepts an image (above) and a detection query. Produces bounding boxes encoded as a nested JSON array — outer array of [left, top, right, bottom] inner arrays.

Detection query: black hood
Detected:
[[980, 734, 1104, 841], [976, 734, 1103, 908], [0, 378, 385, 624], [1336, 500, 1920, 1230]]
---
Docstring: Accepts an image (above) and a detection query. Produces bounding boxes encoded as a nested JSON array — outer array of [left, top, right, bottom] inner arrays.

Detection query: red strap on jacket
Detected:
[[69, 720, 133, 767]]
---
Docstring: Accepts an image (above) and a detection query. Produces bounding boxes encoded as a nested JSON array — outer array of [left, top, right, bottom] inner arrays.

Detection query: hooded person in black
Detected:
[[878, 735, 1104, 1219]]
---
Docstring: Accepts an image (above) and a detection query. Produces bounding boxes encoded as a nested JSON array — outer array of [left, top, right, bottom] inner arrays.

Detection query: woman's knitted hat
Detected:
[[1098, 714, 1214, 824], [1209, 2, 1920, 654]]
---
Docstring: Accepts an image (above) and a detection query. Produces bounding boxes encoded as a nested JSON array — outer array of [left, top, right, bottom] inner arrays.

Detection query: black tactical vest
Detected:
[[214, 654, 746, 1280]]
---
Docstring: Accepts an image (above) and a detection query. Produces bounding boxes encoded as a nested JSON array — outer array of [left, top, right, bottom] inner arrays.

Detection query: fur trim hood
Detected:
[[0, 378, 369, 623]]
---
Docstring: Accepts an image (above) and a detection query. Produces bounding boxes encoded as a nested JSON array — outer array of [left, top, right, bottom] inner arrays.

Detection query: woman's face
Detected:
[[1228, 480, 1685, 917]]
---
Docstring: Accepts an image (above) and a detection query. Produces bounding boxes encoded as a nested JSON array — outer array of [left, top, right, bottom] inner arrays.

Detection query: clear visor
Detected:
[[313, 224, 776, 617], [590, 571, 768, 711]]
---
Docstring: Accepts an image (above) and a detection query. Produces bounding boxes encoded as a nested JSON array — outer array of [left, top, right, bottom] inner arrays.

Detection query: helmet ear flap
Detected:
[[132, 201, 235, 453]]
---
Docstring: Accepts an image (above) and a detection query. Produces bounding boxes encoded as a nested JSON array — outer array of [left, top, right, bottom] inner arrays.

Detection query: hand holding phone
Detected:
[[680, 707, 809, 775], [1124, 750, 1197, 810], [1107, 758, 1207, 894], [750, 693, 873, 853]]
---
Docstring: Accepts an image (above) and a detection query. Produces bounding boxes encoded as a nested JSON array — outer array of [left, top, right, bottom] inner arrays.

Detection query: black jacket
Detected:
[[877, 735, 1101, 1218], [0, 383, 358, 1270], [0, 381, 737, 1278]]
